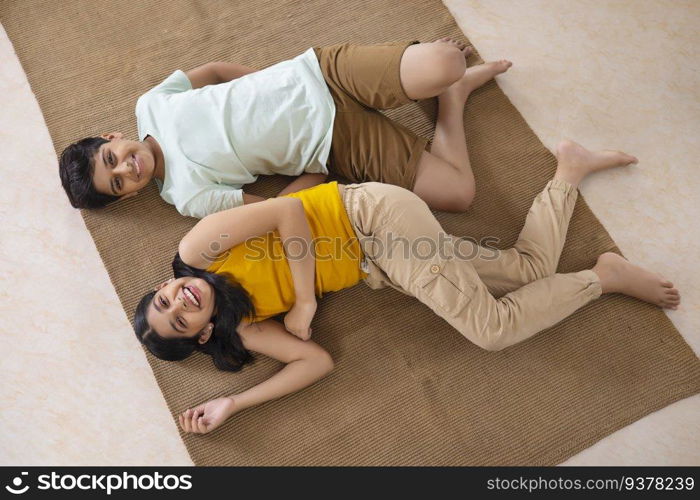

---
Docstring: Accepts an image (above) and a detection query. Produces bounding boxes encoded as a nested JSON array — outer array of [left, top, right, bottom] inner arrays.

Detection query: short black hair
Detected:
[[58, 136, 121, 209]]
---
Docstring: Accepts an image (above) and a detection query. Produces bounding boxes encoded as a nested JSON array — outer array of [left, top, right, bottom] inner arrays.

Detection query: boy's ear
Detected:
[[118, 191, 139, 201], [100, 132, 124, 141]]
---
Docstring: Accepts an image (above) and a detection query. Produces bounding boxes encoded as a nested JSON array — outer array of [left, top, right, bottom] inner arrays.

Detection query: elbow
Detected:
[[287, 196, 304, 209], [280, 196, 305, 214], [315, 350, 335, 375], [178, 237, 196, 265]]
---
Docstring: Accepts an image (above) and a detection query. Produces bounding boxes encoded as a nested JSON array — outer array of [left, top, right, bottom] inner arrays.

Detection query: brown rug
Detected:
[[3, 0, 698, 465]]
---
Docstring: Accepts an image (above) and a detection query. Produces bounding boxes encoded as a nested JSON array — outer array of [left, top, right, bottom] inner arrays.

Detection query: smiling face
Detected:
[[146, 277, 217, 341], [91, 132, 157, 198]]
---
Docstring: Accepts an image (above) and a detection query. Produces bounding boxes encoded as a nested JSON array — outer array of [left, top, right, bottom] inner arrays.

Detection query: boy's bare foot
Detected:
[[554, 139, 638, 187], [592, 252, 680, 309], [434, 37, 473, 58], [439, 60, 513, 105]]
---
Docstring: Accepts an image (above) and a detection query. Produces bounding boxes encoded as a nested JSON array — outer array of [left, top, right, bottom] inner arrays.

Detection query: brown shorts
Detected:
[[313, 41, 431, 191]]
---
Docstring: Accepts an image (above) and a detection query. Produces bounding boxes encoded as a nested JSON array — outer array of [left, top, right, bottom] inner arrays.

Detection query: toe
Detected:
[[661, 280, 673, 288], [623, 154, 638, 165], [614, 150, 638, 165]]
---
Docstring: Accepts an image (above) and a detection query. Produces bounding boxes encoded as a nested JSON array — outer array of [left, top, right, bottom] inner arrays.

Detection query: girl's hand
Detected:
[[284, 298, 317, 340], [178, 396, 237, 434]]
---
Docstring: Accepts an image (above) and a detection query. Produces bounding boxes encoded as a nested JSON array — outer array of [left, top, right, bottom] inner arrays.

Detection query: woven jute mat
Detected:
[[3, 0, 698, 465]]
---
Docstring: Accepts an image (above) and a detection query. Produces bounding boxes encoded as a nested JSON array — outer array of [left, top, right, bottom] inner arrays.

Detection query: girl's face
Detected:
[[146, 277, 216, 340]]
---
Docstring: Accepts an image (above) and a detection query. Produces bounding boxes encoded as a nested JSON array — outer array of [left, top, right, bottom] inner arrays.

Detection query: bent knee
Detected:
[[428, 44, 466, 87], [442, 186, 475, 212], [474, 336, 507, 352]]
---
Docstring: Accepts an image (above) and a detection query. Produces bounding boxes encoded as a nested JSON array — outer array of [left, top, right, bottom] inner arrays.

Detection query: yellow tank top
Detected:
[[206, 181, 367, 321]]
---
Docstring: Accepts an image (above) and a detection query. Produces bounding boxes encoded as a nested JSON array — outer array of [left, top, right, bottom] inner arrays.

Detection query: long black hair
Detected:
[[133, 253, 256, 372]]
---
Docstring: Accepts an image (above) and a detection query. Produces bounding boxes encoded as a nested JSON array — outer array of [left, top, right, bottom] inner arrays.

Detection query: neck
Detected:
[[144, 135, 165, 181]]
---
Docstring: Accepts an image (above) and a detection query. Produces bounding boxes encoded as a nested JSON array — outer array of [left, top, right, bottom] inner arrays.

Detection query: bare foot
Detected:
[[592, 252, 680, 309], [554, 139, 638, 187], [434, 37, 473, 58], [439, 60, 513, 104]]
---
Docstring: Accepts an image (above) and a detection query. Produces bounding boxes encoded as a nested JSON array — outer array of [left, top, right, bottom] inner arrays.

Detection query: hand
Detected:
[[178, 396, 237, 434], [284, 298, 317, 340]]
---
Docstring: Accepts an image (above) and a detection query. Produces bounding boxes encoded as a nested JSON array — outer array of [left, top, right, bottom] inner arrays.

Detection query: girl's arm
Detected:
[[178, 319, 334, 434], [178, 196, 317, 336]]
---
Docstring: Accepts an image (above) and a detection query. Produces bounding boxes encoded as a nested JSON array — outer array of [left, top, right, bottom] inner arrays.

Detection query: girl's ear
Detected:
[[198, 323, 214, 344], [153, 278, 174, 292]]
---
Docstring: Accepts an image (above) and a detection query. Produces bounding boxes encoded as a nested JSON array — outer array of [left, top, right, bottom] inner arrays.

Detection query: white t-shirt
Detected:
[[135, 48, 335, 218]]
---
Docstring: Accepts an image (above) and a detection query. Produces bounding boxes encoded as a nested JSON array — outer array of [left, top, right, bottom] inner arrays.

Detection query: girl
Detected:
[[134, 140, 680, 435]]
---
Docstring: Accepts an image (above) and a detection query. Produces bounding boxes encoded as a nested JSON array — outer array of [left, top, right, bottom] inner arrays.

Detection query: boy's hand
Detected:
[[178, 397, 237, 434], [284, 298, 317, 340]]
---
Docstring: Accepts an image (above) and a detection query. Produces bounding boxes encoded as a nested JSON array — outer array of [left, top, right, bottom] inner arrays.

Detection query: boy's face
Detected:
[[92, 132, 157, 199]]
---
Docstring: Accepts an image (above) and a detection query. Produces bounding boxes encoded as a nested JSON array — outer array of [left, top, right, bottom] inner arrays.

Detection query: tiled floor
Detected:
[[0, 1, 697, 465]]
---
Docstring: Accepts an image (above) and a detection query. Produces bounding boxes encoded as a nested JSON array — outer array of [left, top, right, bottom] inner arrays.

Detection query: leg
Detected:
[[326, 107, 429, 191], [343, 181, 679, 353], [399, 38, 470, 100], [411, 150, 475, 212], [468, 140, 640, 296], [461, 178, 578, 297], [412, 59, 513, 212], [314, 38, 474, 111], [592, 253, 681, 310], [466, 141, 679, 309], [342, 182, 602, 351]]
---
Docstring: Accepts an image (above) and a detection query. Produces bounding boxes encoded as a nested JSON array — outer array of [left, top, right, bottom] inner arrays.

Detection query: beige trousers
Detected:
[[340, 179, 603, 351]]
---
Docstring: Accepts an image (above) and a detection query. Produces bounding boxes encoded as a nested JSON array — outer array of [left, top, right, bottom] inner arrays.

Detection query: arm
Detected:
[[179, 195, 316, 325], [242, 192, 266, 204], [178, 319, 334, 434], [277, 173, 329, 197], [185, 61, 258, 89], [180, 187, 266, 218], [212, 61, 258, 83]]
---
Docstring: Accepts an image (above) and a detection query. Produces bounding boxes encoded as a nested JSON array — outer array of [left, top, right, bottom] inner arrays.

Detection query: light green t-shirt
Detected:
[[135, 48, 335, 218]]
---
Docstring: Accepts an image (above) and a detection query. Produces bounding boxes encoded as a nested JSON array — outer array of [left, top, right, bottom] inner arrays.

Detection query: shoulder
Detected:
[[138, 70, 192, 105]]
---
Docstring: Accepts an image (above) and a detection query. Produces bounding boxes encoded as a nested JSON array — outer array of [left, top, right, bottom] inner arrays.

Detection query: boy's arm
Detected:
[[212, 61, 258, 83], [185, 61, 258, 89], [242, 192, 266, 204], [277, 173, 329, 197]]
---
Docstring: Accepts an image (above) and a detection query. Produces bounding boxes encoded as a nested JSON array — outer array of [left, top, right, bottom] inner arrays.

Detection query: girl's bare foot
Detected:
[[439, 60, 513, 105], [434, 37, 473, 58], [554, 139, 638, 187], [592, 252, 681, 309]]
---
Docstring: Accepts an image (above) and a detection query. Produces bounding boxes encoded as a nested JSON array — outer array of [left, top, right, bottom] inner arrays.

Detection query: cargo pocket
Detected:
[[414, 255, 477, 317]]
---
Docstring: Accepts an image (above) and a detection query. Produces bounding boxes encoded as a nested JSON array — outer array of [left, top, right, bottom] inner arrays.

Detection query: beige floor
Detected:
[[1, 0, 698, 465]]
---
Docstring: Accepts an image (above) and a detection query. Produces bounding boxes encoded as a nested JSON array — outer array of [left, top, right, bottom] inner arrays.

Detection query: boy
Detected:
[[59, 38, 511, 218]]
